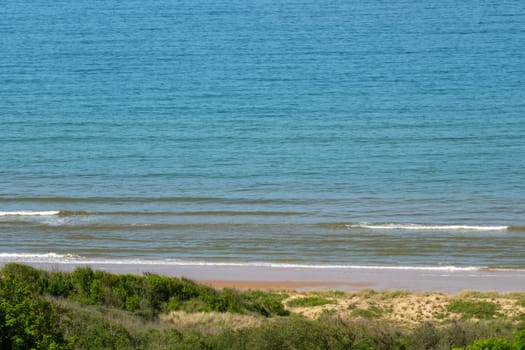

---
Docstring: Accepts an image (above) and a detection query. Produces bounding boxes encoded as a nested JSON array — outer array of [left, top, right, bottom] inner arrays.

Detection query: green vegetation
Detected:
[[0, 263, 287, 319], [516, 314, 525, 323], [287, 296, 334, 307], [1, 263, 525, 349], [517, 297, 525, 308], [451, 328, 525, 349], [0, 271, 68, 349], [351, 305, 384, 320], [447, 299, 501, 320]]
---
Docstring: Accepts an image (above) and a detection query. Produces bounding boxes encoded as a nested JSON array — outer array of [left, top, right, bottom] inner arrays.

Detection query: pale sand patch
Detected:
[[282, 290, 525, 325]]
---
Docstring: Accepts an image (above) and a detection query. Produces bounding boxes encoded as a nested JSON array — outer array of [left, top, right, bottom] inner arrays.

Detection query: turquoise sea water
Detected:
[[1, 0, 524, 269]]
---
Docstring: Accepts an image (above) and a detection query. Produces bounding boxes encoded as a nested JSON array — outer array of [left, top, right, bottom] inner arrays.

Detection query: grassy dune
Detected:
[[1, 263, 525, 349], [285, 289, 525, 325]]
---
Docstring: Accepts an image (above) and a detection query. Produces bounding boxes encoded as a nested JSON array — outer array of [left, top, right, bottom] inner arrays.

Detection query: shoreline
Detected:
[[8, 261, 525, 293]]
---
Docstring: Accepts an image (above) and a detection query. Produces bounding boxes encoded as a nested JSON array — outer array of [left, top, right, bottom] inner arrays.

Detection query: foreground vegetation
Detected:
[[1, 263, 525, 349]]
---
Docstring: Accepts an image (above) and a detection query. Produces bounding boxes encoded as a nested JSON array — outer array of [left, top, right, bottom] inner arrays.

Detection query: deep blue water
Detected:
[[1, 0, 524, 268]]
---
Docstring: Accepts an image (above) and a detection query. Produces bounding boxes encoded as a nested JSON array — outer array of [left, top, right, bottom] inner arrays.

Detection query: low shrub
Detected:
[[1, 264, 289, 319], [0, 274, 68, 349], [241, 290, 289, 317], [464, 337, 512, 349], [351, 306, 383, 320], [47, 270, 74, 297], [217, 316, 356, 350], [447, 299, 501, 319]]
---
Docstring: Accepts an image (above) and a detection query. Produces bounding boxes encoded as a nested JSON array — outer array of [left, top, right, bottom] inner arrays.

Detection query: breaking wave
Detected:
[[0, 253, 486, 271], [0, 211, 60, 216], [347, 223, 509, 231]]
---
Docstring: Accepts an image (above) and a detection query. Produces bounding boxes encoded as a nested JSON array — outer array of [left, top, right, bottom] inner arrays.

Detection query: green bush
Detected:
[[145, 274, 209, 311], [124, 294, 141, 312], [447, 300, 500, 319], [513, 329, 525, 350], [456, 327, 525, 350], [145, 274, 177, 309], [201, 288, 243, 313], [72, 267, 95, 299], [46, 271, 74, 297], [218, 288, 243, 312], [465, 337, 512, 350], [70, 320, 135, 350], [214, 316, 355, 350], [1, 264, 290, 318], [241, 290, 289, 317], [0, 274, 68, 350], [1, 263, 47, 293], [89, 279, 107, 304]]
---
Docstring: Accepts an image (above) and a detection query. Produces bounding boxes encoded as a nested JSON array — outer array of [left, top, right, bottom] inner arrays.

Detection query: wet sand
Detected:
[[20, 262, 525, 293]]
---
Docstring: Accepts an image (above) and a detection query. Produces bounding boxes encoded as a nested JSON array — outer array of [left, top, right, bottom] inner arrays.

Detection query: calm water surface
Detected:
[[1, 0, 524, 269]]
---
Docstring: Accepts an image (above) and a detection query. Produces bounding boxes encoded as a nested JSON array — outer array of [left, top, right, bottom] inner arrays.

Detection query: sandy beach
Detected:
[[21, 261, 525, 293]]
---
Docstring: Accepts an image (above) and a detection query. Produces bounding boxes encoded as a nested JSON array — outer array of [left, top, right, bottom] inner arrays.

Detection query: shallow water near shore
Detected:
[[1, 0, 524, 271]]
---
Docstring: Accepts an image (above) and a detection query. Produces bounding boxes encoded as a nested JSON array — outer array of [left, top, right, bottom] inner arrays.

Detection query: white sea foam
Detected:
[[0, 253, 485, 271], [347, 223, 509, 231], [0, 211, 60, 216], [0, 252, 80, 259], [158, 261, 482, 272]]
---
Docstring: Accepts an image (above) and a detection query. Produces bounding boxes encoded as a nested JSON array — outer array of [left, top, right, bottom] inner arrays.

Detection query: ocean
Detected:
[[1, 0, 524, 271]]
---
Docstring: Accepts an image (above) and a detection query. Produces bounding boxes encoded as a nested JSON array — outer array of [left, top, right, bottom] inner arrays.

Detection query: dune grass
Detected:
[[286, 296, 335, 308]]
